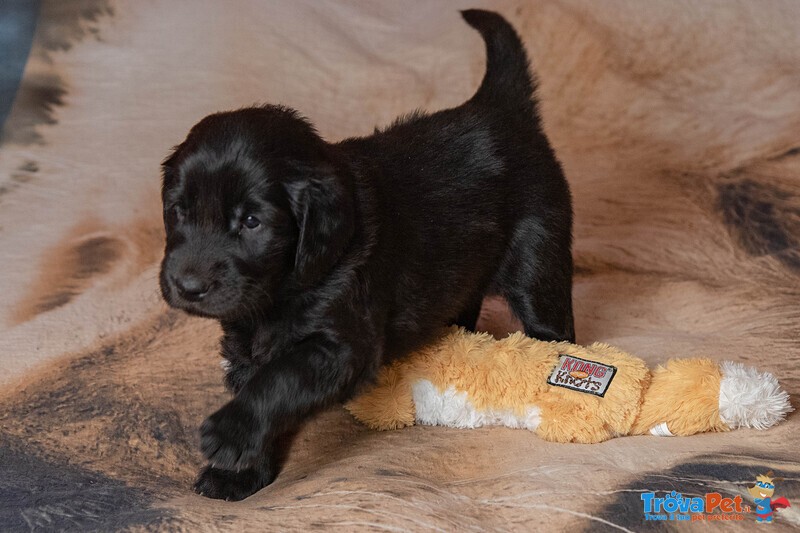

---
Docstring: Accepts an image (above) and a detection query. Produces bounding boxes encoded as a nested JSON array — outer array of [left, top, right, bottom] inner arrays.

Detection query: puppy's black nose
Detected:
[[174, 275, 210, 301]]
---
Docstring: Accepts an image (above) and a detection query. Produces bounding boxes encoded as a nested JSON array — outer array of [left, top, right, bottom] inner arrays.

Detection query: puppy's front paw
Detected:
[[200, 400, 263, 470], [193, 464, 273, 501]]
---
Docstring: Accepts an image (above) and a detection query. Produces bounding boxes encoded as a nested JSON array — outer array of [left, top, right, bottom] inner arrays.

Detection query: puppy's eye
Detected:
[[242, 215, 261, 230]]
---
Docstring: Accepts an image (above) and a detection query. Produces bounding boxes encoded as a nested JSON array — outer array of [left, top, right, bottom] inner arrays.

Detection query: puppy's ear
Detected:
[[161, 148, 181, 198], [284, 164, 354, 286]]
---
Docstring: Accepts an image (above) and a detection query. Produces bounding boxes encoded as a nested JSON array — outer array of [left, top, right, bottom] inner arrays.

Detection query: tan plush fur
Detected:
[[630, 358, 728, 436], [534, 341, 650, 443], [347, 328, 729, 443]]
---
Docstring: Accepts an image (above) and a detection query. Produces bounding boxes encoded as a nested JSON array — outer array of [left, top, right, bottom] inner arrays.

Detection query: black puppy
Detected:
[[159, 9, 574, 501]]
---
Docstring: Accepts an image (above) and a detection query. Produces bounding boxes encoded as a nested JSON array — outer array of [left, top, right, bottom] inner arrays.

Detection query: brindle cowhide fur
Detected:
[[1, 1, 798, 530]]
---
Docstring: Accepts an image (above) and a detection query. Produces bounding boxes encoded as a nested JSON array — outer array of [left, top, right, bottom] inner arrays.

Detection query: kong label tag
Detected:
[[547, 354, 617, 397]]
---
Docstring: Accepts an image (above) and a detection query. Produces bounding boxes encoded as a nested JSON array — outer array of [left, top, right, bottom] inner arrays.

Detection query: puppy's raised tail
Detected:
[[461, 9, 535, 113]]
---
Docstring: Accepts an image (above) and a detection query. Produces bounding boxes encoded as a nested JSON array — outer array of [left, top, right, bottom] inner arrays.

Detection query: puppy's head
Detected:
[[159, 105, 354, 319]]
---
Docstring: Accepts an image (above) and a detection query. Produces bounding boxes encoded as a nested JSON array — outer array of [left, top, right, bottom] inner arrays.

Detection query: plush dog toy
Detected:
[[346, 328, 792, 442]]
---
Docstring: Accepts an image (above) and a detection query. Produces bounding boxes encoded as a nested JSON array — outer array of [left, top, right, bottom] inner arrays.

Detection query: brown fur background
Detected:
[[1, 1, 798, 530]]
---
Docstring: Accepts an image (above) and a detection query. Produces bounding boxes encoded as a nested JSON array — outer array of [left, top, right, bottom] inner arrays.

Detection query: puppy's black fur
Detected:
[[159, 10, 574, 501]]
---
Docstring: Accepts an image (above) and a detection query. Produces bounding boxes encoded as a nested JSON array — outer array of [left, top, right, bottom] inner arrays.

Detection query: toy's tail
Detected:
[[717, 361, 792, 430], [461, 9, 535, 113], [632, 359, 792, 437]]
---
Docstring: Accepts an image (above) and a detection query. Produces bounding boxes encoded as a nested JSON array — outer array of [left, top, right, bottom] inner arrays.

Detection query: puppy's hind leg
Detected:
[[494, 218, 575, 343]]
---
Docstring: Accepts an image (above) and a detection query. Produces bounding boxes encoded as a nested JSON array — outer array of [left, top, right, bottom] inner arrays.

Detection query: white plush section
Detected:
[[719, 361, 793, 430], [649, 422, 675, 437], [411, 379, 541, 431], [219, 359, 232, 372]]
